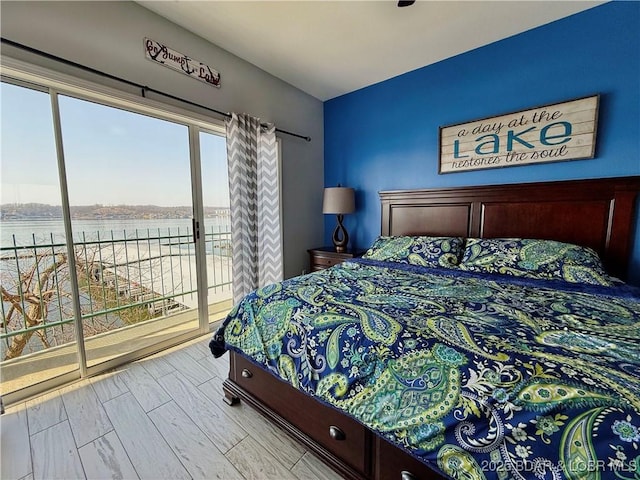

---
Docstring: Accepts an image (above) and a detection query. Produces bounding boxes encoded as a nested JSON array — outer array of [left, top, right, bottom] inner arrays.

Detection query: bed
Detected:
[[211, 176, 640, 480]]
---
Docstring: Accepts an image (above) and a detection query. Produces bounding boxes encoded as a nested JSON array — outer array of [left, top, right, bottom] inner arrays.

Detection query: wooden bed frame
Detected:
[[222, 176, 640, 480]]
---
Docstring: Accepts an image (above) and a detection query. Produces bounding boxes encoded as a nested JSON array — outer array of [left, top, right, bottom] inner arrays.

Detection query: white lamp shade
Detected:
[[322, 187, 355, 214]]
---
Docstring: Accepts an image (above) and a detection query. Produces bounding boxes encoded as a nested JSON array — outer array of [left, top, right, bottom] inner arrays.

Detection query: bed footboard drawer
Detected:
[[375, 436, 441, 480], [233, 354, 370, 475]]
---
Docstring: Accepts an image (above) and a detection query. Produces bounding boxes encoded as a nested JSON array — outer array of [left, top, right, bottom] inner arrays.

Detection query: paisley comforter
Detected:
[[210, 258, 640, 480]]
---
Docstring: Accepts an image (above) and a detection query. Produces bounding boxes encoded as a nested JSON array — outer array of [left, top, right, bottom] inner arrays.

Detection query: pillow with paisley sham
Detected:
[[458, 238, 613, 286], [362, 236, 464, 268]]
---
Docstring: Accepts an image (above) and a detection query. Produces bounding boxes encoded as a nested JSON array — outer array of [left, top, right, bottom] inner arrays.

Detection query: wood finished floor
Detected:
[[0, 335, 344, 480]]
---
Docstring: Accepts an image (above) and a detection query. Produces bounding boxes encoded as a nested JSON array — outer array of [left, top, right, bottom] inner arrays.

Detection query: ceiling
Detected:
[[137, 1, 604, 101]]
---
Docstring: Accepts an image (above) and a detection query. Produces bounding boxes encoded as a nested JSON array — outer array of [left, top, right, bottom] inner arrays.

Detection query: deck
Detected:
[[1, 299, 232, 404]]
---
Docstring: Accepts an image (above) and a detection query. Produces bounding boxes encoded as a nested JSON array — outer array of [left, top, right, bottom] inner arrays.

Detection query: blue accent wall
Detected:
[[324, 2, 640, 285]]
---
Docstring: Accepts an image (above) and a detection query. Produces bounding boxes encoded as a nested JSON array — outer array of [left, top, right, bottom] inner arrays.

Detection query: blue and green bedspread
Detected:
[[210, 259, 640, 480]]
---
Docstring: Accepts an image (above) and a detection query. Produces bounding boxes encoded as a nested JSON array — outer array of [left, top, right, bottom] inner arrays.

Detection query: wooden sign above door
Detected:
[[144, 38, 221, 88]]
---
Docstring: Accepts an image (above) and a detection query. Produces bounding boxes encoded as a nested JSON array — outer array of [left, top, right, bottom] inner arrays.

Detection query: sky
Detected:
[[1, 81, 230, 208]]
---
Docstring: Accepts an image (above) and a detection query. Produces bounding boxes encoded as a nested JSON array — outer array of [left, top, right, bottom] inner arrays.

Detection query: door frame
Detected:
[[1, 57, 227, 404]]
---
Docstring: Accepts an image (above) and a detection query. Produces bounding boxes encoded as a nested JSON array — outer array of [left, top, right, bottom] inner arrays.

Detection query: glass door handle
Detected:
[[192, 218, 200, 242]]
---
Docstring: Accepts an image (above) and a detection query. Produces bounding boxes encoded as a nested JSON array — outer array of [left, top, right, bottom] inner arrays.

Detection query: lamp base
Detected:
[[332, 214, 349, 252]]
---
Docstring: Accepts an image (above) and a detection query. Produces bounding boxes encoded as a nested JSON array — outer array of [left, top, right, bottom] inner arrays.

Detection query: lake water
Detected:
[[0, 217, 231, 248]]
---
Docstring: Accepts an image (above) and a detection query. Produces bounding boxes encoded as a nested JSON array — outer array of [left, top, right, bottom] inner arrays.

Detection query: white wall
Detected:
[[1, 0, 323, 279]]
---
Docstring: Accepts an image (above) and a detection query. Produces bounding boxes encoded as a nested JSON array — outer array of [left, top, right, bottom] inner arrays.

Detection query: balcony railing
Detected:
[[0, 225, 232, 362]]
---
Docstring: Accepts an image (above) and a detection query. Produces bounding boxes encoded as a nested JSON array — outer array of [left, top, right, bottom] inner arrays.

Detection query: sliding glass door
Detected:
[[0, 81, 81, 393], [199, 130, 232, 323], [0, 71, 230, 401], [57, 94, 205, 369]]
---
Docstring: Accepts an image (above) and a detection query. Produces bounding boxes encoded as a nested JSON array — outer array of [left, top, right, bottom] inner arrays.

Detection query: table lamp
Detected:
[[322, 186, 355, 252]]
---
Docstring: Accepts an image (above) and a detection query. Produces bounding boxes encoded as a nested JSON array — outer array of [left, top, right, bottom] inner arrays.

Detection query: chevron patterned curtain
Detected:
[[226, 113, 282, 304]]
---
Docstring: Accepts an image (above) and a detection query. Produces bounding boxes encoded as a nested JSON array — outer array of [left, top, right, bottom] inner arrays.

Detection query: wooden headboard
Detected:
[[380, 176, 640, 280]]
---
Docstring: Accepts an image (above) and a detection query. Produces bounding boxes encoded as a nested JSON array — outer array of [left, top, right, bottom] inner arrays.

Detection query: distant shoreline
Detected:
[[0, 203, 230, 221]]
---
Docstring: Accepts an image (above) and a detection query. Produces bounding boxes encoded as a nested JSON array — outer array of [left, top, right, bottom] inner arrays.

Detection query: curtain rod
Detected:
[[1, 37, 312, 142]]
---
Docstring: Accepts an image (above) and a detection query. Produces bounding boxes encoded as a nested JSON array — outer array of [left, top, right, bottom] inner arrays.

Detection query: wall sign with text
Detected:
[[439, 95, 599, 174], [144, 38, 221, 88]]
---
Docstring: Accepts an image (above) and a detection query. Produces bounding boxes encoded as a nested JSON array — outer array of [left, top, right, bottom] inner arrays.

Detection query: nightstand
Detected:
[[308, 247, 366, 272]]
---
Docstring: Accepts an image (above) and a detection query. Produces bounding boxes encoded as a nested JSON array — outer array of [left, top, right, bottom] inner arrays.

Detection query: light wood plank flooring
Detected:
[[0, 335, 344, 480]]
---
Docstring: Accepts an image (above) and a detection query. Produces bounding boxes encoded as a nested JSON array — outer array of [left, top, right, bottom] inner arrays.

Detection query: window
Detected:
[[0, 60, 230, 402]]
